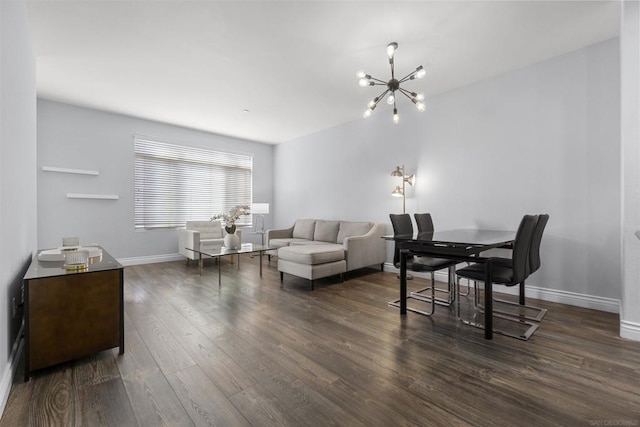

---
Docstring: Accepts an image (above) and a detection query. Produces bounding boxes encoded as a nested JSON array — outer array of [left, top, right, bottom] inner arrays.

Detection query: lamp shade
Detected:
[[391, 186, 404, 197], [252, 203, 270, 214]]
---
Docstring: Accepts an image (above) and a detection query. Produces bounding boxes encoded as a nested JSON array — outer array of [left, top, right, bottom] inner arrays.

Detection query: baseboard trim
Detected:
[[0, 322, 24, 417], [620, 320, 640, 341], [383, 263, 621, 314], [117, 253, 183, 266]]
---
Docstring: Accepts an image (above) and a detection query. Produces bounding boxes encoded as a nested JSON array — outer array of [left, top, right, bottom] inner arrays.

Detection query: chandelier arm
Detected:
[[398, 70, 418, 84], [390, 59, 395, 80], [375, 89, 390, 105], [398, 87, 415, 100], [369, 77, 388, 85], [366, 89, 390, 109]]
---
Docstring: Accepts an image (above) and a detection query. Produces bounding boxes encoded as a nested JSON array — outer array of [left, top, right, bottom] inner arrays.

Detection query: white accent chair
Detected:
[[178, 220, 241, 267]]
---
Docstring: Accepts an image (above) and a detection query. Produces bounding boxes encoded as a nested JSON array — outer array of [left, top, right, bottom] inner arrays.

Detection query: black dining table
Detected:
[[384, 229, 515, 339]]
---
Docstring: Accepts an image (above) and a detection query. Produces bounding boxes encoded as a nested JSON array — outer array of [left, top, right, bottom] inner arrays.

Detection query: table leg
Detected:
[[199, 254, 203, 276], [237, 253, 240, 270], [400, 250, 408, 315], [484, 258, 493, 339], [218, 256, 222, 287], [259, 251, 263, 277]]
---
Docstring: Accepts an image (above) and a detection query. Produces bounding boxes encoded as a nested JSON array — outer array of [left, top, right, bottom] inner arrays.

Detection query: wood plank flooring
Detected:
[[2, 256, 639, 426]]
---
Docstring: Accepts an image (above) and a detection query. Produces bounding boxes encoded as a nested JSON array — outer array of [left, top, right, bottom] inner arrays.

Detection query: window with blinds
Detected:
[[134, 136, 253, 230]]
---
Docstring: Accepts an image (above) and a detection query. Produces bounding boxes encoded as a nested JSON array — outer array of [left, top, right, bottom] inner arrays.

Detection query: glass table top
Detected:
[[24, 246, 122, 280], [187, 243, 275, 257], [383, 228, 515, 246]]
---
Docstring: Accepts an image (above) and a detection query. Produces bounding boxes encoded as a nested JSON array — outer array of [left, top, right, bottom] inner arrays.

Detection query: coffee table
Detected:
[[186, 243, 275, 285]]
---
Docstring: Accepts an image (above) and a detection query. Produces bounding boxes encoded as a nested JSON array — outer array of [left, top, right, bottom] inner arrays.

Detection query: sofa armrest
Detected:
[[343, 223, 386, 271], [178, 229, 200, 260], [267, 226, 294, 242]]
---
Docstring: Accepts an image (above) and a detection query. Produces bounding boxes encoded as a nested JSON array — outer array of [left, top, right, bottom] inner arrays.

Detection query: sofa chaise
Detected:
[[267, 219, 386, 289]]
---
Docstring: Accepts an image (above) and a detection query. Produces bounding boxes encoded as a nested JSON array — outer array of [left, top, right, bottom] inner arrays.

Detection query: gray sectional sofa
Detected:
[[267, 219, 386, 288]]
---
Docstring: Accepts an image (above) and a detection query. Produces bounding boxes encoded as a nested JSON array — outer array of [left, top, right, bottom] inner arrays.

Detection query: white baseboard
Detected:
[[0, 323, 24, 417], [620, 320, 640, 341], [117, 253, 183, 266], [383, 263, 621, 314]]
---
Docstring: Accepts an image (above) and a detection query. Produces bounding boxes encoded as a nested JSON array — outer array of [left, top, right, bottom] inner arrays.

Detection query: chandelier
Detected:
[[357, 42, 426, 124]]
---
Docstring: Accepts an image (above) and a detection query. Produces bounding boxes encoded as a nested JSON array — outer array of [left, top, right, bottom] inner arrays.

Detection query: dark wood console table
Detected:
[[23, 246, 124, 381]]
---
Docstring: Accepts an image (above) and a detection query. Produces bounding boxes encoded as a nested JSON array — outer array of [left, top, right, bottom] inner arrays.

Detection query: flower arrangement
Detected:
[[211, 204, 250, 234]]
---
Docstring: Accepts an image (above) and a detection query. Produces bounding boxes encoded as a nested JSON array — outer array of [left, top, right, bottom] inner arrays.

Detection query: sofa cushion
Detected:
[[292, 219, 316, 240], [290, 241, 335, 246], [337, 222, 372, 244], [313, 220, 340, 243], [269, 238, 310, 248], [278, 245, 345, 265]]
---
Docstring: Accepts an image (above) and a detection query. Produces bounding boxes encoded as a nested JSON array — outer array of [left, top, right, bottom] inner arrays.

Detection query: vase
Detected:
[[224, 232, 241, 250]]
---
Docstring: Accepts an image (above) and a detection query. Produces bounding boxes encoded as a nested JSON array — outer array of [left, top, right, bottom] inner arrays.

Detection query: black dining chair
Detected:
[[488, 214, 549, 322], [388, 213, 457, 316], [411, 213, 461, 304], [455, 214, 539, 340]]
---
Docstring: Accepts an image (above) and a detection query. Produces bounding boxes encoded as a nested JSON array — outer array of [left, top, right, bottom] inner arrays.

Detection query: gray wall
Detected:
[[274, 39, 621, 301], [0, 0, 37, 408], [37, 100, 274, 260]]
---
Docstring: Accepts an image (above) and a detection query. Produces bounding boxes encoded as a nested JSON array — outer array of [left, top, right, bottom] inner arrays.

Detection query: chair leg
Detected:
[[407, 272, 436, 315], [471, 279, 547, 322], [389, 272, 436, 316], [491, 296, 548, 322], [456, 278, 541, 340], [409, 266, 456, 307]]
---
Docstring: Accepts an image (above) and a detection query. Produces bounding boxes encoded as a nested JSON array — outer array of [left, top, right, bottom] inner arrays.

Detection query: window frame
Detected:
[[133, 135, 253, 231]]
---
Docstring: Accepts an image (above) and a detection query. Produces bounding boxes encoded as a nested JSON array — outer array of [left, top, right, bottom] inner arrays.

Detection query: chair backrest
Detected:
[[529, 214, 549, 275], [389, 213, 413, 236], [414, 213, 435, 234], [389, 214, 413, 266], [511, 215, 538, 284]]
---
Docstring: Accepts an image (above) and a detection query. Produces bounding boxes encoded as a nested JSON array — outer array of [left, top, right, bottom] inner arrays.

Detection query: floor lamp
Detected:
[[390, 165, 415, 279], [252, 203, 269, 245], [391, 165, 415, 214]]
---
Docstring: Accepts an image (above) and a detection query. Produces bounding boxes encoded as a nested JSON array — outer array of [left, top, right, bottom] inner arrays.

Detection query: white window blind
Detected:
[[134, 136, 253, 230]]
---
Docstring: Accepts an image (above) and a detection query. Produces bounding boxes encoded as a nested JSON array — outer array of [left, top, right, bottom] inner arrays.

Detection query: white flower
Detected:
[[211, 204, 250, 234]]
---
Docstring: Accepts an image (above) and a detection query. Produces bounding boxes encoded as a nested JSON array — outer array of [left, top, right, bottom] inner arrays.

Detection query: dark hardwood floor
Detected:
[[2, 255, 639, 426]]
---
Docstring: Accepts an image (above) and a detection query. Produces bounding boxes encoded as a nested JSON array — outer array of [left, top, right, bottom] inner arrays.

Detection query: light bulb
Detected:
[[416, 92, 425, 101], [368, 99, 376, 108], [393, 109, 399, 124], [356, 70, 366, 79], [387, 42, 398, 59], [363, 109, 372, 118], [358, 78, 370, 87], [415, 66, 426, 78], [416, 102, 426, 112], [386, 94, 395, 105]]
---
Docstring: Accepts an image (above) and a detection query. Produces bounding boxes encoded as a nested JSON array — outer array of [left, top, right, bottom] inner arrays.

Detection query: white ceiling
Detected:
[[25, 1, 620, 144]]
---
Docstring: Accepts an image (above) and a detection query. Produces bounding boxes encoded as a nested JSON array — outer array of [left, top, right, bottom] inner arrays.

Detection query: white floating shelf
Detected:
[[67, 193, 119, 200], [43, 166, 99, 176]]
